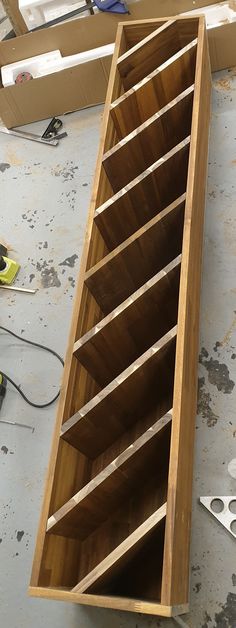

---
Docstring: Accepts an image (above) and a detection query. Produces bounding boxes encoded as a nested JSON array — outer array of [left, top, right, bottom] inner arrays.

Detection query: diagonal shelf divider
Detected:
[[94, 138, 190, 251], [87, 195, 185, 314], [110, 38, 197, 139], [117, 19, 199, 91], [75, 257, 181, 387], [117, 20, 177, 90], [61, 326, 176, 457], [72, 503, 167, 594], [47, 411, 172, 539], [103, 85, 194, 193]]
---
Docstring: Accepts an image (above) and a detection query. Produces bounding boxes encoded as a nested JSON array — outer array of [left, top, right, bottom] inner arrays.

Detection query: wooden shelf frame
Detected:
[[30, 16, 211, 617], [47, 412, 172, 538]]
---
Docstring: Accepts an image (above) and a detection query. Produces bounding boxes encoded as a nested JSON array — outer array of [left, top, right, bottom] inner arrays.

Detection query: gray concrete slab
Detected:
[[0, 70, 235, 628]]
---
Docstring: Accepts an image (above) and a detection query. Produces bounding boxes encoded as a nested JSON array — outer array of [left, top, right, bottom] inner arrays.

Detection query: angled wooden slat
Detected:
[[75, 257, 181, 387], [103, 86, 194, 193], [61, 327, 176, 457], [47, 412, 172, 539], [88, 196, 185, 314], [122, 15, 200, 50], [110, 39, 197, 139], [117, 20, 177, 90], [72, 503, 167, 593], [118, 19, 199, 91], [95, 138, 189, 251]]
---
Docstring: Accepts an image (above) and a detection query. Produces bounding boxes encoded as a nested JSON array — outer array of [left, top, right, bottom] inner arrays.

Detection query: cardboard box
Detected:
[[0, 0, 236, 128], [0, 0, 225, 36]]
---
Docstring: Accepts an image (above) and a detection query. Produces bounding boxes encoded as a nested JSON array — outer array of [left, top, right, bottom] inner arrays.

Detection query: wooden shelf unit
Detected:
[[30, 16, 211, 617]]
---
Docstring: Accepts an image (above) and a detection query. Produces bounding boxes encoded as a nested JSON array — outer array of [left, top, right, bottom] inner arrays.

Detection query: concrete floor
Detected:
[[0, 69, 236, 628]]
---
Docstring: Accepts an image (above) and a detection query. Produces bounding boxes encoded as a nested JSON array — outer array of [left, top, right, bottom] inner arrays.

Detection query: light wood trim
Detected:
[[47, 412, 172, 536], [29, 586, 189, 617], [118, 19, 175, 63], [72, 503, 167, 593]]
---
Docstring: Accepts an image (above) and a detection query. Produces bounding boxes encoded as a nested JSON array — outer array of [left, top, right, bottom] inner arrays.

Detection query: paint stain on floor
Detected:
[[0, 163, 10, 173], [197, 377, 219, 428], [59, 254, 78, 268], [16, 530, 24, 542], [214, 592, 236, 627], [199, 348, 235, 394], [40, 267, 61, 289]]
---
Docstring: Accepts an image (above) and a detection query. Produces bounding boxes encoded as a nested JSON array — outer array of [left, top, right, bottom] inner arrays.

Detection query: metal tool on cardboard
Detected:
[[42, 116, 63, 139]]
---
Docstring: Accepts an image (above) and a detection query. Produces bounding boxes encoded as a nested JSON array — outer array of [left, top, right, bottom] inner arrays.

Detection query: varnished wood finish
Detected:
[[87, 198, 184, 313], [75, 257, 181, 386], [31, 16, 211, 617], [47, 414, 171, 538], [110, 39, 197, 139], [117, 18, 198, 91], [161, 20, 212, 606], [95, 139, 189, 250], [61, 328, 176, 457], [103, 86, 194, 193], [73, 504, 167, 593]]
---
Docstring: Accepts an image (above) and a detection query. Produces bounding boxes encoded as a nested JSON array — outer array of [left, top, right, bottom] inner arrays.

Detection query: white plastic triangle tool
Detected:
[[200, 496, 236, 538]]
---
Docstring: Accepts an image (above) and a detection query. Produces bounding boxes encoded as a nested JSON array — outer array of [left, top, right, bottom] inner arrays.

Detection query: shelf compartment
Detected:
[[61, 327, 176, 457], [103, 85, 194, 193], [75, 256, 181, 387], [47, 412, 171, 539], [86, 195, 184, 314], [95, 138, 189, 251], [117, 18, 198, 91], [73, 425, 170, 591], [110, 39, 197, 139], [73, 503, 167, 593]]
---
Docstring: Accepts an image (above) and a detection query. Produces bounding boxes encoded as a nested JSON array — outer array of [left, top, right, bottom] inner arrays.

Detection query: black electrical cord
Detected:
[[0, 325, 64, 408]]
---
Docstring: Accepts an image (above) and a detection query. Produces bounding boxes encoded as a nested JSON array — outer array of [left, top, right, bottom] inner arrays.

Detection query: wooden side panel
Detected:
[[161, 22, 211, 605]]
